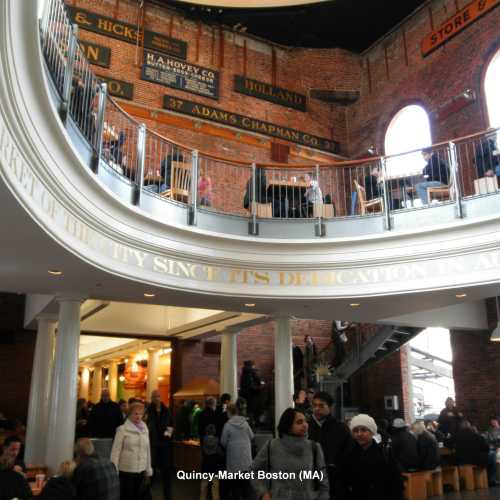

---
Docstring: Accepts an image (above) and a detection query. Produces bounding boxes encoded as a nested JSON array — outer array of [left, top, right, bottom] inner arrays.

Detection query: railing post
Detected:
[[59, 24, 78, 124], [90, 82, 107, 173], [314, 164, 325, 237], [133, 123, 146, 206], [380, 158, 392, 230], [189, 150, 199, 226], [448, 141, 464, 219], [248, 162, 258, 235]]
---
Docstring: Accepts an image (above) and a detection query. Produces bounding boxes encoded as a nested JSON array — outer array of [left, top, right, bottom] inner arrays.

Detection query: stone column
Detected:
[[45, 296, 84, 473], [274, 316, 294, 429], [108, 361, 118, 402], [24, 314, 57, 466], [79, 367, 90, 400], [91, 365, 103, 403], [147, 349, 161, 400], [220, 329, 238, 400]]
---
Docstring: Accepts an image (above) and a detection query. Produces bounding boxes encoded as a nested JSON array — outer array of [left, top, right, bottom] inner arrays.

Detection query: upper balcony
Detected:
[[1, 0, 500, 316]]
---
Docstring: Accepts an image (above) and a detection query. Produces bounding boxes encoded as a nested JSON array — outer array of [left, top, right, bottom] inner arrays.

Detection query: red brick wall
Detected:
[[347, 0, 500, 157], [450, 329, 500, 428]]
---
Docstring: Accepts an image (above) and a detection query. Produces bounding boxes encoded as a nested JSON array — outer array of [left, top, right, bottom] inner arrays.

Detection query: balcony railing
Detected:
[[39, 0, 500, 236]]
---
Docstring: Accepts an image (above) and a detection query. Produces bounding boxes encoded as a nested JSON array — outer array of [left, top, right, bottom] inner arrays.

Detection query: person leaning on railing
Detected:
[[243, 167, 268, 210], [475, 134, 500, 178]]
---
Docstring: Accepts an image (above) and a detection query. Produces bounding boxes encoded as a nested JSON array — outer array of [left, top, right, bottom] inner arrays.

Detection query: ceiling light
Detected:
[[48, 269, 63, 276], [119, 375, 125, 382], [163, 347, 172, 354], [245, 303, 256, 307], [455, 293, 467, 298], [157, 376, 164, 381], [144, 292, 155, 298], [349, 303, 360, 307], [104, 375, 109, 381]]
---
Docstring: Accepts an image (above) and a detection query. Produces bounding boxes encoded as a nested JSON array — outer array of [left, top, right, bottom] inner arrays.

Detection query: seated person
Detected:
[[411, 422, 440, 471], [415, 148, 449, 205], [475, 135, 500, 178], [39, 460, 77, 500], [390, 418, 419, 472], [0, 460, 31, 500], [149, 150, 184, 194], [198, 168, 213, 207], [107, 131, 125, 167], [301, 174, 323, 217], [485, 415, 500, 449], [446, 420, 496, 486], [0, 435, 25, 473], [364, 167, 382, 200]]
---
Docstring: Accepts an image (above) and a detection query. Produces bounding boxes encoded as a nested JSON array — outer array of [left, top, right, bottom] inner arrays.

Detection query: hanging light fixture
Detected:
[[490, 296, 500, 341]]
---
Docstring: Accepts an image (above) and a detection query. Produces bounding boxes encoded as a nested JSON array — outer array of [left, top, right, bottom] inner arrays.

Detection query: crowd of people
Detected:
[[2, 382, 500, 500]]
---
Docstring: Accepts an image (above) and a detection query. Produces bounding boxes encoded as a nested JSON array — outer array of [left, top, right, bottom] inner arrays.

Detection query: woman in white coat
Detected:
[[111, 401, 153, 500]]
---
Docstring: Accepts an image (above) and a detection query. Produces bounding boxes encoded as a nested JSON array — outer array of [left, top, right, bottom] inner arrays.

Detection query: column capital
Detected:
[[56, 293, 87, 304], [36, 313, 59, 323], [220, 326, 240, 335]]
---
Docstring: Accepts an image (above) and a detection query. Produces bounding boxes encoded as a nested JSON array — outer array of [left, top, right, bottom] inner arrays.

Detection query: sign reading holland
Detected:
[[421, 0, 499, 56]]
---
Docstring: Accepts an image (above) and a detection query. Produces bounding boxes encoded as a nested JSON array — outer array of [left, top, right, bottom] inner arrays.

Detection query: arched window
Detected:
[[485, 49, 500, 128], [384, 105, 432, 177]]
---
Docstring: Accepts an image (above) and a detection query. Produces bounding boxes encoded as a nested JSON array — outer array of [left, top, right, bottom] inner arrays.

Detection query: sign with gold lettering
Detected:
[[97, 75, 134, 100], [234, 75, 306, 111], [421, 0, 499, 56], [78, 40, 110, 68], [163, 95, 339, 153], [142, 50, 219, 100], [67, 7, 187, 59]]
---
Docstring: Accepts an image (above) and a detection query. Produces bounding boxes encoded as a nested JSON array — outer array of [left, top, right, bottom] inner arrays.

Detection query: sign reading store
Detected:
[[163, 95, 339, 154], [421, 0, 499, 56], [67, 7, 188, 59], [234, 76, 307, 112], [142, 50, 219, 100]]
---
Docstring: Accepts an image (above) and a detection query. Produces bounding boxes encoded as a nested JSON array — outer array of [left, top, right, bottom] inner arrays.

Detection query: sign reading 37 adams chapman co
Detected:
[[234, 75, 307, 112], [142, 50, 219, 100], [421, 0, 499, 56], [67, 6, 187, 60], [163, 95, 339, 154]]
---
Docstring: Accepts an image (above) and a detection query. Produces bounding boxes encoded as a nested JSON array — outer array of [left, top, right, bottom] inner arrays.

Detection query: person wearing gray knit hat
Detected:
[[349, 414, 377, 436]]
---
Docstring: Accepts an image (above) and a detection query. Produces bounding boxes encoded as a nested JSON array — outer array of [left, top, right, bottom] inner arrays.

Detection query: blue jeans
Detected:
[[144, 183, 168, 193], [416, 180, 443, 205]]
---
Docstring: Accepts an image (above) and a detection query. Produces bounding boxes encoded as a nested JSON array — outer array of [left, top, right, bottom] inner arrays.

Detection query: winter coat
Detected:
[[146, 402, 173, 469], [198, 407, 218, 440], [88, 400, 123, 438], [110, 419, 153, 476], [390, 429, 420, 471], [39, 476, 77, 500], [201, 434, 224, 473], [220, 416, 254, 472], [251, 435, 329, 500], [336, 440, 404, 500], [416, 431, 440, 470], [447, 428, 489, 467], [438, 406, 464, 437]]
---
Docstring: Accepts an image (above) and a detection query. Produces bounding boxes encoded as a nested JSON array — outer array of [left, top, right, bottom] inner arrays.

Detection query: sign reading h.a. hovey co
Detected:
[[234, 76, 307, 111], [163, 95, 339, 154], [421, 0, 499, 56], [142, 50, 219, 100], [67, 6, 187, 60]]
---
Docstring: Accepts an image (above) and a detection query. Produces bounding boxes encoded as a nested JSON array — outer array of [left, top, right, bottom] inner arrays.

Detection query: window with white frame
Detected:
[[485, 49, 500, 129], [384, 105, 432, 178]]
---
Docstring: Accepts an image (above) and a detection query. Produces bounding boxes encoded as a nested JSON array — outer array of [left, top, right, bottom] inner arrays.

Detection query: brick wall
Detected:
[[347, 0, 500, 157], [450, 329, 500, 428]]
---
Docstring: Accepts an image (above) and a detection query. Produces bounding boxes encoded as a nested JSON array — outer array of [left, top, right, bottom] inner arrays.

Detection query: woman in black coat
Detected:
[[337, 414, 404, 500]]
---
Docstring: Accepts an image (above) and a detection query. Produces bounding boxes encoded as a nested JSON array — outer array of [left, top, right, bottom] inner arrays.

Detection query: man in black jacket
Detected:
[[198, 397, 218, 440], [390, 418, 420, 472], [88, 389, 122, 438], [416, 148, 449, 205], [146, 389, 174, 500], [308, 391, 353, 499]]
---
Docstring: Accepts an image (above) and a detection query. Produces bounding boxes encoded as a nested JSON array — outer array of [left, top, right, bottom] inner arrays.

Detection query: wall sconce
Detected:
[[462, 88, 475, 100]]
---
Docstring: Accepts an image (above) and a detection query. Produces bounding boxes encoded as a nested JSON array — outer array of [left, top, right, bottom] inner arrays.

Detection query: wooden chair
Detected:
[[312, 202, 335, 218], [251, 201, 272, 218], [402, 471, 429, 500], [473, 466, 488, 489], [354, 180, 383, 215], [427, 183, 453, 203], [425, 469, 443, 496], [441, 465, 460, 492], [458, 464, 475, 490], [162, 161, 191, 203]]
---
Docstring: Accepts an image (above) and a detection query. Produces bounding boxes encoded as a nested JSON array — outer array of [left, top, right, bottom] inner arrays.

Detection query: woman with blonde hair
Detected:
[[411, 421, 440, 470], [39, 460, 77, 499], [111, 401, 153, 500]]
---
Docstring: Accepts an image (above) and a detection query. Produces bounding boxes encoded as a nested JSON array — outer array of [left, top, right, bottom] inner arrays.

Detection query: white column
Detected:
[[79, 367, 90, 400], [91, 365, 103, 403], [45, 296, 83, 473], [24, 314, 57, 466], [147, 350, 161, 400], [108, 361, 118, 402], [220, 330, 238, 400], [274, 317, 294, 430]]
